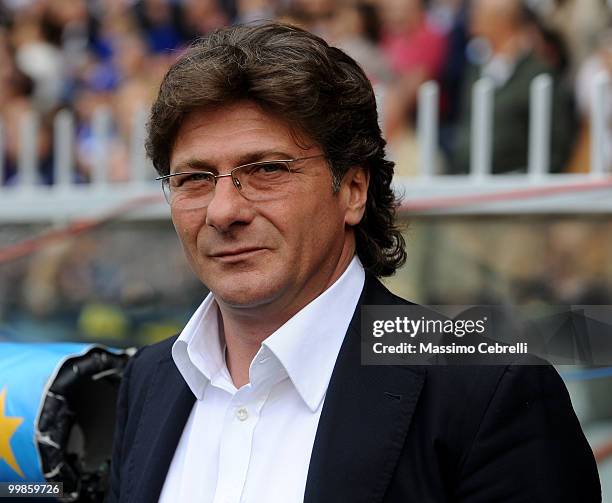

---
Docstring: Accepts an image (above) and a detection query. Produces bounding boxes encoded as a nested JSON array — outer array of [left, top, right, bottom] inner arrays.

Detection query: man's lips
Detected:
[[208, 247, 267, 258]]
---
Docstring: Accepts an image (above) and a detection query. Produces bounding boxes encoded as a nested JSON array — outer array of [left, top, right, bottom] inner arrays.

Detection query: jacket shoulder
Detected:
[[362, 273, 415, 307], [128, 335, 178, 375], [119, 335, 179, 417]]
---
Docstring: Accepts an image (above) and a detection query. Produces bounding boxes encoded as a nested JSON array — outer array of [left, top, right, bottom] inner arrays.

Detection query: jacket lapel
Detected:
[[128, 357, 196, 503], [304, 276, 425, 503]]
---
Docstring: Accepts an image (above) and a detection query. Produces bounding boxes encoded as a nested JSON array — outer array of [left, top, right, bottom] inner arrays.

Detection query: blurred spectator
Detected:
[[234, 0, 274, 25], [435, 0, 471, 161], [72, 77, 157, 183], [524, 8, 572, 77], [181, 0, 229, 39], [2, 98, 54, 185], [378, 0, 447, 140], [132, 0, 188, 54], [0, 26, 33, 109], [40, 0, 90, 79], [529, 0, 612, 76], [379, 0, 447, 78], [328, 1, 392, 85], [10, 12, 63, 111], [289, 0, 335, 36], [449, 0, 576, 174], [0, 24, 55, 185], [568, 29, 612, 172]]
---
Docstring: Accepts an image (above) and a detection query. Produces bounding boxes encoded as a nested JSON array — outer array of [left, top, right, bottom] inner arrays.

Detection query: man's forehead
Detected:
[[170, 101, 318, 166], [180, 101, 282, 135]]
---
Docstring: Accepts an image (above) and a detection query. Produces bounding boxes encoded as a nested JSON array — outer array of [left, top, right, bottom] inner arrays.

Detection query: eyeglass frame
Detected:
[[155, 154, 327, 203]]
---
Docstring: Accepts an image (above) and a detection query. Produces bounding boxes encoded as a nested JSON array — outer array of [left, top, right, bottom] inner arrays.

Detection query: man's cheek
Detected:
[[176, 228, 196, 255]]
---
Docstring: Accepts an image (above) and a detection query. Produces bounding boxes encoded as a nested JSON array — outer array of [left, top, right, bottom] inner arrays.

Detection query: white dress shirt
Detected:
[[158, 256, 365, 503]]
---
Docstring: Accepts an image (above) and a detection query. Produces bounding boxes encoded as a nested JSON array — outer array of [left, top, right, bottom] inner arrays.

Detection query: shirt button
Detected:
[[236, 407, 248, 421]]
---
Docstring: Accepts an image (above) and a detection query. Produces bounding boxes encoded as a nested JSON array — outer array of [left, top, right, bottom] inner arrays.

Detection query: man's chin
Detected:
[[209, 281, 284, 311]]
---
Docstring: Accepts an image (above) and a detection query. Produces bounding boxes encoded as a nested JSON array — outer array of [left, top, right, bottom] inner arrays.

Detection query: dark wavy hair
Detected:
[[146, 22, 406, 276]]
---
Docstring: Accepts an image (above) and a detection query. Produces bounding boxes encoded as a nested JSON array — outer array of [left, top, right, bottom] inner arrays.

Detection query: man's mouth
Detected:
[[209, 247, 267, 259]]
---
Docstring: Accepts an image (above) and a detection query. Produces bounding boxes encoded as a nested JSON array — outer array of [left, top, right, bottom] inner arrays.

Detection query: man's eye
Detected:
[[174, 173, 214, 187], [251, 162, 287, 175]]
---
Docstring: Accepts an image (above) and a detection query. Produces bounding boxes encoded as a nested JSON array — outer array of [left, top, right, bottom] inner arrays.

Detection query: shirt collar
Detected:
[[481, 49, 530, 88], [261, 256, 365, 411], [172, 256, 365, 410], [172, 293, 224, 399]]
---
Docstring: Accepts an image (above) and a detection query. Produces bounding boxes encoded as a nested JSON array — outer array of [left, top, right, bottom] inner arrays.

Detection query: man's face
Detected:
[[470, 0, 518, 42], [169, 101, 364, 314]]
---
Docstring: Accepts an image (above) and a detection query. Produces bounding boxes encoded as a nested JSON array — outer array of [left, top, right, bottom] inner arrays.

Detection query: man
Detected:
[[450, 0, 575, 174], [107, 22, 600, 502], [377, 0, 447, 141]]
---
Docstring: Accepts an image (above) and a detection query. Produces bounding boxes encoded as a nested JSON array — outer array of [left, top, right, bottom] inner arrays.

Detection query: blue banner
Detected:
[[0, 343, 98, 482]]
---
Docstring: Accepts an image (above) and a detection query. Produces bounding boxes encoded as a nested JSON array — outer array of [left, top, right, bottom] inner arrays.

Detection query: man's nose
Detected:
[[205, 175, 254, 232]]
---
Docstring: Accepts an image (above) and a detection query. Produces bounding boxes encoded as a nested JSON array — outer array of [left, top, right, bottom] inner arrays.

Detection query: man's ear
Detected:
[[343, 166, 370, 226]]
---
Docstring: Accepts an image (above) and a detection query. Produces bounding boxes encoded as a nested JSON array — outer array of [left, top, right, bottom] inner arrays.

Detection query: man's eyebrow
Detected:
[[172, 159, 216, 174], [171, 151, 295, 174]]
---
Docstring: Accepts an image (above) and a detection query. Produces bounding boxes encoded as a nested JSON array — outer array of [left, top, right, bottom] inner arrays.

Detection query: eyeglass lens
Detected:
[[162, 161, 293, 209]]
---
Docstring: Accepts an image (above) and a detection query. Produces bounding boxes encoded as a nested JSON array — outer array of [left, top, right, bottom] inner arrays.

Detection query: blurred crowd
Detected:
[[0, 0, 611, 184], [0, 223, 209, 345]]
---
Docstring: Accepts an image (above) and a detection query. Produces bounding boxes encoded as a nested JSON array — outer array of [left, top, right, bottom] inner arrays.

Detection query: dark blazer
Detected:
[[106, 275, 601, 502]]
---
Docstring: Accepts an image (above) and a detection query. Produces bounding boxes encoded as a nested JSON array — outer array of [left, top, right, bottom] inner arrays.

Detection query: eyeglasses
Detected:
[[156, 154, 325, 210]]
